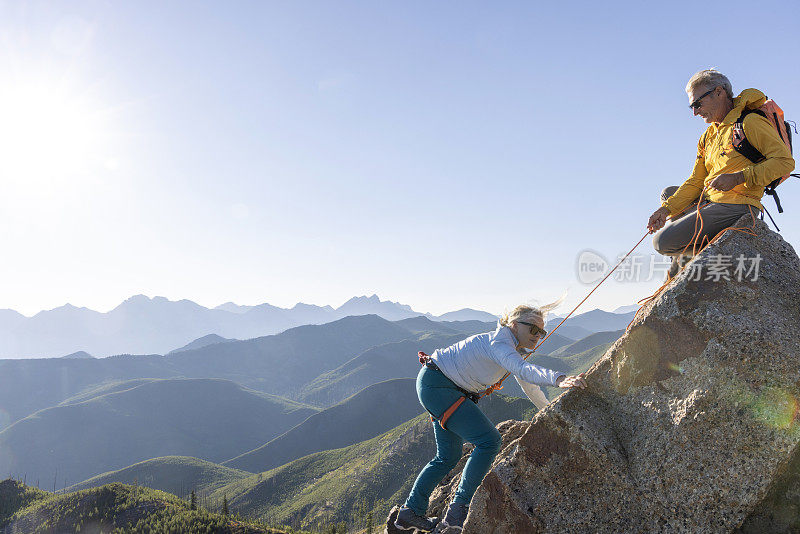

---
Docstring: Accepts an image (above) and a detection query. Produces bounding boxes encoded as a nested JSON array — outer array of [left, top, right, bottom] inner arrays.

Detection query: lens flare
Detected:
[[752, 388, 799, 430], [667, 362, 684, 374]]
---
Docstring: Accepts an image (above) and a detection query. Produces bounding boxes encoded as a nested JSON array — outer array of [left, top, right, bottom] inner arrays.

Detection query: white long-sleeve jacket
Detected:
[[430, 322, 564, 407]]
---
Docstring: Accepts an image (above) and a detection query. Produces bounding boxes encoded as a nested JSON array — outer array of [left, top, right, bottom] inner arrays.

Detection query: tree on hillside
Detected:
[[222, 495, 229, 516], [190, 490, 197, 510]]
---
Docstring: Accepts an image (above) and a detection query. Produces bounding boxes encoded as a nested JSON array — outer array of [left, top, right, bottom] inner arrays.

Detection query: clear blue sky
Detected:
[[1, 0, 798, 317]]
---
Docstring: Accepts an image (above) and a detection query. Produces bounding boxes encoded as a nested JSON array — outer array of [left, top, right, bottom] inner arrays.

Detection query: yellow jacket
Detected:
[[662, 88, 796, 216]]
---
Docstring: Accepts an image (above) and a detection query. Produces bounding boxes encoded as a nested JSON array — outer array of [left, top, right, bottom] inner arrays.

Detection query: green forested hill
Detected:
[[0, 479, 48, 526], [1, 480, 290, 534], [0, 378, 317, 487], [66, 456, 252, 497], [213, 393, 537, 530], [225, 378, 424, 472]]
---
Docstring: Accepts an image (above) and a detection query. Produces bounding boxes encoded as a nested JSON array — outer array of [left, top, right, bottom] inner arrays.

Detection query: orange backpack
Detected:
[[732, 99, 799, 214]]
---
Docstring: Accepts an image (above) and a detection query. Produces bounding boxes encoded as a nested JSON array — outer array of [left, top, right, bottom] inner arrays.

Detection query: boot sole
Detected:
[[393, 520, 434, 533]]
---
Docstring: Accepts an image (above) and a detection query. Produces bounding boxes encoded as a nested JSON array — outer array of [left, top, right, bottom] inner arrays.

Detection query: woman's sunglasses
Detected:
[[517, 321, 547, 338]]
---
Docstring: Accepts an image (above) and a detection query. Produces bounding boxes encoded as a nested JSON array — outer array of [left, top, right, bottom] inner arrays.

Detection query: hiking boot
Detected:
[[667, 257, 680, 280], [394, 506, 438, 532], [434, 502, 468, 532], [667, 255, 692, 281]]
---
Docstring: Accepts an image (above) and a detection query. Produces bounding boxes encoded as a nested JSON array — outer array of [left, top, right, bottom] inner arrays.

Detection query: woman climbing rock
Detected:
[[394, 303, 586, 533]]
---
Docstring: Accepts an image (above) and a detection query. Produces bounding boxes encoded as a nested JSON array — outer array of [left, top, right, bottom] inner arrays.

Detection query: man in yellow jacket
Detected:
[[647, 69, 795, 278]]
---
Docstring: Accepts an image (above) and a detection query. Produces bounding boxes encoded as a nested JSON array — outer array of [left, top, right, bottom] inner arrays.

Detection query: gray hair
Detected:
[[686, 69, 733, 100]]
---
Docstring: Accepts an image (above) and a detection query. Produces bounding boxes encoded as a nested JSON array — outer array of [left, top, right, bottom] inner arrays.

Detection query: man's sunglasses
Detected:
[[689, 86, 718, 110], [517, 321, 547, 338]]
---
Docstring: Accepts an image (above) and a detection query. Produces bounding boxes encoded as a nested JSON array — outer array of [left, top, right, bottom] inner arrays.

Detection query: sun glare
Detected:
[[0, 79, 110, 192]]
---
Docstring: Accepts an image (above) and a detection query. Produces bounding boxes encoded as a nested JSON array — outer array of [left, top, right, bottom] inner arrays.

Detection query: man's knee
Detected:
[[652, 226, 686, 257], [652, 228, 672, 256], [661, 186, 679, 203]]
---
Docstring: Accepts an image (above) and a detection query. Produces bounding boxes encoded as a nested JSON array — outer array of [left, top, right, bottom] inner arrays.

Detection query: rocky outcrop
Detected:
[[434, 217, 800, 533]]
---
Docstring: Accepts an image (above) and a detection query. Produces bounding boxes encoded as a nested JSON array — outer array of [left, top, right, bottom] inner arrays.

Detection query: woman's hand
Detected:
[[556, 373, 587, 389]]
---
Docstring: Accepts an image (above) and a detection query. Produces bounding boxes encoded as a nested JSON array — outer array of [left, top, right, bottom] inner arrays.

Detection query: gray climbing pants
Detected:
[[652, 186, 755, 257]]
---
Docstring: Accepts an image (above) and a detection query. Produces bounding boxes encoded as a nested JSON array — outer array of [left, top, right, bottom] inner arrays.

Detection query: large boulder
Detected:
[[433, 217, 800, 533]]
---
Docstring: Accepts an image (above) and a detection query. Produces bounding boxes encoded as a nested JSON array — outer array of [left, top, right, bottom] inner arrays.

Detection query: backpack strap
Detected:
[[732, 109, 792, 213], [732, 109, 768, 163], [765, 184, 784, 214]]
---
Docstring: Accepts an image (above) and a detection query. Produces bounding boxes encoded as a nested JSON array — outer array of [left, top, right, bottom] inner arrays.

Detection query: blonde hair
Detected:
[[499, 298, 562, 327], [686, 68, 733, 100]]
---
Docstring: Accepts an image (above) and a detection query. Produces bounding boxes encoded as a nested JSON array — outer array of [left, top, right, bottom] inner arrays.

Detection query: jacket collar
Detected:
[[720, 88, 768, 125], [495, 322, 516, 345], [495, 322, 530, 354]]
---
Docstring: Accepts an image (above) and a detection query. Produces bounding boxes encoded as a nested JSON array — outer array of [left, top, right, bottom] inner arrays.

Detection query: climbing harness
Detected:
[[418, 352, 479, 430]]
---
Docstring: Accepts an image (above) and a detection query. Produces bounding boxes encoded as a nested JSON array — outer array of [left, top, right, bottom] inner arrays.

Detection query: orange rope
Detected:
[[633, 190, 758, 318], [479, 230, 652, 398]]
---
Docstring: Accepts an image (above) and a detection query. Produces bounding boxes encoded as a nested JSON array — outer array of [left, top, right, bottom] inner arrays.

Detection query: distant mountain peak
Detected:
[[61, 350, 94, 359], [335, 295, 417, 319], [43, 303, 94, 314], [124, 294, 151, 303], [291, 302, 335, 312], [340, 294, 381, 306], [214, 302, 254, 314], [168, 334, 234, 355], [434, 308, 499, 322]]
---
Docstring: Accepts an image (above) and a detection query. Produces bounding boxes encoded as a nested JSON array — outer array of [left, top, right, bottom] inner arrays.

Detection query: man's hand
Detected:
[[556, 373, 587, 389], [647, 206, 671, 233], [709, 172, 744, 192]]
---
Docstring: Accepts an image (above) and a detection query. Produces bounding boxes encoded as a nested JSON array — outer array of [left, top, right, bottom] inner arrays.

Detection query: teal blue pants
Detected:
[[404, 366, 502, 515]]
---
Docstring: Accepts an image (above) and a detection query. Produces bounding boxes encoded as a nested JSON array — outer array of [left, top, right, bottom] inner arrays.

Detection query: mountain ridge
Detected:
[[0, 294, 497, 358]]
